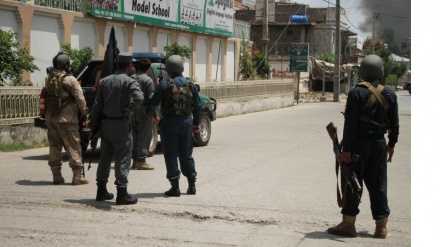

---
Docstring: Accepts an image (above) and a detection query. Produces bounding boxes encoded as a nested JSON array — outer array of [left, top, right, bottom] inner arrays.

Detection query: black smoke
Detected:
[[357, 0, 411, 44]]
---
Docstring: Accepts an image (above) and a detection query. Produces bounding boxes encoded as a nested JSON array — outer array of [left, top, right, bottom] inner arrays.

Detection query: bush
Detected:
[[386, 74, 397, 85]]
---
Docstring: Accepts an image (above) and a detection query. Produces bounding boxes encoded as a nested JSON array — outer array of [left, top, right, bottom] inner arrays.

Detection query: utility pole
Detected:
[[333, 0, 341, 102], [372, 12, 379, 54], [262, 0, 269, 56]]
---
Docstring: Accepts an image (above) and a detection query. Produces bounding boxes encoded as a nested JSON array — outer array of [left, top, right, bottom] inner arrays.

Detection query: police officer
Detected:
[[149, 55, 201, 197], [45, 52, 89, 185], [91, 52, 144, 205], [130, 58, 159, 170], [327, 55, 399, 238]]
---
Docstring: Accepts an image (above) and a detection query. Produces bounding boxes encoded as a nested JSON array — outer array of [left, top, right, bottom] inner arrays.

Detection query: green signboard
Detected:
[[290, 43, 309, 72], [90, 0, 234, 37]]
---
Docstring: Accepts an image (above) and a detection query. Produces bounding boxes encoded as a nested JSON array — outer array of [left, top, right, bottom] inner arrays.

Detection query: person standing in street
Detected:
[[149, 55, 201, 197], [45, 52, 89, 186], [130, 58, 159, 170], [327, 54, 400, 239], [91, 52, 144, 205]]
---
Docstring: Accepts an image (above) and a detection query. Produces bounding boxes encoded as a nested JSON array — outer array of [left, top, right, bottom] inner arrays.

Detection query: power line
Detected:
[[379, 13, 411, 20], [343, 0, 410, 9]]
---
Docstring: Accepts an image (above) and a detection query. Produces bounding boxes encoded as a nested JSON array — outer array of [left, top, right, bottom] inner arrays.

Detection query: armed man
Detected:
[[148, 55, 201, 197], [45, 52, 89, 185], [327, 54, 399, 238], [91, 52, 144, 205]]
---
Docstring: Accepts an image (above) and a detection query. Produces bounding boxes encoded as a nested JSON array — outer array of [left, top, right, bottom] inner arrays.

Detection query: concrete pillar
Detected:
[[221, 37, 228, 82], [126, 23, 135, 52], [96, 19, 107, 59], [151, 27, 158, 53], [61, 13, 74, 44], [191, 34, 198, 80], [17, 5, 34, 82], [207, 37, 213, 82]]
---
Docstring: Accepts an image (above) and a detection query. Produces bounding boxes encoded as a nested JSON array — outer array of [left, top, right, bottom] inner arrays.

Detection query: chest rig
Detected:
[[161, 78, 194, 116]]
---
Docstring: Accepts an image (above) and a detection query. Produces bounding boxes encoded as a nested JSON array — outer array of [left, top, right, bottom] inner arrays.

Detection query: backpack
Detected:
[[46, 73, 68, 114], [161, 78, 194, 116]]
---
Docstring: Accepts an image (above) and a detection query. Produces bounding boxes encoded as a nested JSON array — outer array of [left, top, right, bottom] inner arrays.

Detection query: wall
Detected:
[[0, 1, 241, 85]]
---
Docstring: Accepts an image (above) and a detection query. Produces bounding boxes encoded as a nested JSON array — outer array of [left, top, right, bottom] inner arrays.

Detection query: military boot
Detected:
[[164, 180, 180, 197], [136, 159, 155, 170], [71, 168, 89, 185], [131, 159, 137, 169], [96, 182, 114, 201], [327, 215, 357, 237], [187, 177, 196, 195], [374, 217, 388, 239], [51, 167, 65, 185], [116, 187, 138, 205]]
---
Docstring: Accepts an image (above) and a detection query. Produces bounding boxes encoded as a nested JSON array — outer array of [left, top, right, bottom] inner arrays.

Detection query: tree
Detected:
[[252, 50, 271, 78], [238, 35, 254, 80], [163, 41, 192, 59], [60, 43, 94, 76], [381, 28, 400, 55], [0, 29, 39, 86], [319, 51, 335, 63]]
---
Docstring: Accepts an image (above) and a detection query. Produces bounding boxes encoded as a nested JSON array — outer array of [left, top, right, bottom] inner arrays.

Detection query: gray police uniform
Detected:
[[92, 62, 144, 188], [130, 72, 157, 160]]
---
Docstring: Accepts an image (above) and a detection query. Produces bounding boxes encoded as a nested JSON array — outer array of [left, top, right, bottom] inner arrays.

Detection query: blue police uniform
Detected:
[[341, 80, 399, 220], [149, 74, 201, 194]]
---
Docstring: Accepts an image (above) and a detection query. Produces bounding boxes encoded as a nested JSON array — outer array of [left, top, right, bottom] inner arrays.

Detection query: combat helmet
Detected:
[[52, 52, 70, 70], [358, 54, 384, 79], [165, 55, 184, 73]]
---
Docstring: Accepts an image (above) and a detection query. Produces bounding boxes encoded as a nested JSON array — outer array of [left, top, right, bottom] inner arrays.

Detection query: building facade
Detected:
[[0, 0, 252, 86]]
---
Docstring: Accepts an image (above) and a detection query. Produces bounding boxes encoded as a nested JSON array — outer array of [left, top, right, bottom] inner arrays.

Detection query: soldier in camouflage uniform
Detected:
[[149, 55, 201, 197], [45, 52, 89, 185], [91, 52, 144, 205]]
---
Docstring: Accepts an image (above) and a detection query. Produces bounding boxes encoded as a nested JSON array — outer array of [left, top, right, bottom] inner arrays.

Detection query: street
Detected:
[[0, 90, 411, 247]]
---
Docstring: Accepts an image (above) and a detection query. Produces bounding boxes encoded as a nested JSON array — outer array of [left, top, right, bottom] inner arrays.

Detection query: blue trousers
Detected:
[[341, 136, 390, 220], [160, 115, 197, 181]]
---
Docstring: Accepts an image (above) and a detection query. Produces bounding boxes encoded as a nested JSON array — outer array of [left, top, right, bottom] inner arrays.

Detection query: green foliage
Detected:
[[252, 51, 271, 78], [395, 63, 408, 79], [60, 43, 94, 76], [163, 41, 192, 60], [0, 29, 39, 86], [318, 51, 335, 63], [238, 36, 254, 80], [381, 28, 400, 54], [0, 141, 48, 152], [385, 74, 397, 85]]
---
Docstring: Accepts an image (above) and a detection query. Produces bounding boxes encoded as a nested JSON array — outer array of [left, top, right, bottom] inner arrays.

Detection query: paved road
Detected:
[[0, 91, 411, 246]]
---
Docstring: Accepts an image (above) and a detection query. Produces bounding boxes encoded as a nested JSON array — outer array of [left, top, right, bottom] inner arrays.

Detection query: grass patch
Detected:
[[0, 141, 49, 152]]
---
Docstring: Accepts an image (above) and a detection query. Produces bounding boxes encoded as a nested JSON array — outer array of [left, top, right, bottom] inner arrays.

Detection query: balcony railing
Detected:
[[11, 0, 90, 13], [0, 87, 41, 126]]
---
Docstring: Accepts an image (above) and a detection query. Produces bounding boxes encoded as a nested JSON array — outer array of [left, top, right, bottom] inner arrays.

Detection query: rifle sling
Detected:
[[358, 82, 390, 111]]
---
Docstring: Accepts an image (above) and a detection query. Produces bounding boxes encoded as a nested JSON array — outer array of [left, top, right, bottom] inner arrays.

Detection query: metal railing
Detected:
[[0, 81, 294, 126], [200, 80, 294, 101], [11, 0, 90, 13], [0, 87, 41, 126]]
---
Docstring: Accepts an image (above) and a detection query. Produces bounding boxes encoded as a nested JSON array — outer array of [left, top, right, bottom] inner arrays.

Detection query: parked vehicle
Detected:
[[34, 53, 217, 155], [404, 81, 411, 94]]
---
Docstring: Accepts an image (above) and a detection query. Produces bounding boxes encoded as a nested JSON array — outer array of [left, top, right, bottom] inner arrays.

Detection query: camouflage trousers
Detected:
[[47, 121, 84, 169]]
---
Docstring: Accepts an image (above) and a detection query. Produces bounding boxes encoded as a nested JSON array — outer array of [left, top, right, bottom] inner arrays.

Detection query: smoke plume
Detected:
[[357, 0, 411, 44]]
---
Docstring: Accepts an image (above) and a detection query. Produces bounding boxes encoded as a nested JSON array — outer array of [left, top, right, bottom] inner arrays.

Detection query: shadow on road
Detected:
[[64, 199, 113, 211], [304, 230, 374, 240], [15, 179, 54, 186], [135, 192, 165, 199]]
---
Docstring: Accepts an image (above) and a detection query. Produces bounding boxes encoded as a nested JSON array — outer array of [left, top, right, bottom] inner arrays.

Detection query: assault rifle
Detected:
[[326, 122, 362, 207]]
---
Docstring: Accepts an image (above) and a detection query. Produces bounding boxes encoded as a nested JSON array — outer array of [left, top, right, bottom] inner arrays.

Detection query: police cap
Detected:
[[118, 52, 136, 64]]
